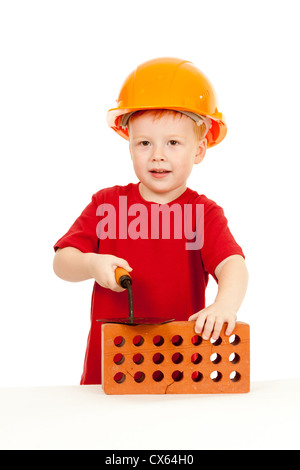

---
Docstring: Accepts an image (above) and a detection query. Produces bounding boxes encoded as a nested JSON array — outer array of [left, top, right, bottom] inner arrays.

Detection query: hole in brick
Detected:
[[153, 335, 164, 346], [133, 353, 144, 365], [172, 352, 183, 364], [114, 372, 126, 384], [229, 352, 240, 364], [229, 334, 241, 346], [191, 335, 202, 346], [192, 371, 203, 382], [210, 337, 222, 346], [191, 352, 202, 364], [172, 370, 183, 382], [114, 336, 125, 347], [152, 370, 164, 382], [171, 335, 183, 346], [230, 371, 241, 382], [210, 371, 222, 382], [113, 353, 125, 365], [152, 352, 164, 364], [210, 353, 222, 364], [133, 335, 144, 346], [134, 371, 145, 383]]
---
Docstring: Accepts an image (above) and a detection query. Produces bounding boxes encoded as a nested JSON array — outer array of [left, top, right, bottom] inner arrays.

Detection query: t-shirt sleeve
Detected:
[[54, 194, 99, 253], [200, 198, 245, 280]]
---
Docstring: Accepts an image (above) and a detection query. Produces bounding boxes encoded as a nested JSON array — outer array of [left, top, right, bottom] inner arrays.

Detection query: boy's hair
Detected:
[[128, 109, 208, 141]]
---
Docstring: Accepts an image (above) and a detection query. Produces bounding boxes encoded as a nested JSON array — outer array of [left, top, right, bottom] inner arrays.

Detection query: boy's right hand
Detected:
[[87, 253, 132, 292]]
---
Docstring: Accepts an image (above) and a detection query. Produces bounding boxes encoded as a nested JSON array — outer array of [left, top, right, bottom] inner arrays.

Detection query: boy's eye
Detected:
[[169, 140, 179, 146], [140, 141, 150, 146]]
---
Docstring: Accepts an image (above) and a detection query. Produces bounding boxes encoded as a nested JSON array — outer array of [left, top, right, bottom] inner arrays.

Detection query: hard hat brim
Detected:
[[107, 106, 227, 148]]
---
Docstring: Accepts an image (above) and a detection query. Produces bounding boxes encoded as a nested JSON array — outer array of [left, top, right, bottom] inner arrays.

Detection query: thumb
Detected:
[[112, 256, 133, 273], [188, 312, 198, 321]]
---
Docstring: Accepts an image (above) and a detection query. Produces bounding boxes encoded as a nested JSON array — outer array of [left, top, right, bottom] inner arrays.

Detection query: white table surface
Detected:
[[0, 379, 299, 450]]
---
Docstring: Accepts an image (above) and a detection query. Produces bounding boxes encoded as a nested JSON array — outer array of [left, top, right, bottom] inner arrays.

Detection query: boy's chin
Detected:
[[139, 181, 187, 203]]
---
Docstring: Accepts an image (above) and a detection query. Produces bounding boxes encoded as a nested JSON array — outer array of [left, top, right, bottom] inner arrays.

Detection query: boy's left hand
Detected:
[[188, 301, 237, 340]]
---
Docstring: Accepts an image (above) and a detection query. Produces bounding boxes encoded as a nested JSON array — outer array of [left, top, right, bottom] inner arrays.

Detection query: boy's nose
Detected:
[[151, 147, 166, 161]]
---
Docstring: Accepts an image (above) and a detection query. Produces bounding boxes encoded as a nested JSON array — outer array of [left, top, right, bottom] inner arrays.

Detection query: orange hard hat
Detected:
[[107, 57, 227, 148]]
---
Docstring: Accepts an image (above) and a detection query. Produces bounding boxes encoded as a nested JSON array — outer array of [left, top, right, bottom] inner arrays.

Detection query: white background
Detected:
[[0, 0, 299, 386]]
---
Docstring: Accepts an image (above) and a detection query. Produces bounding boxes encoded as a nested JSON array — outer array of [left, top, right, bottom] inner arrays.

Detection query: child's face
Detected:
[[129, 111, 206, 203]]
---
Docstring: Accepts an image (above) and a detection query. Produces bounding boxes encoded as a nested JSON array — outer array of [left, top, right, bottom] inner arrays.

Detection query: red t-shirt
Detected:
[[54, 183, 244, 384]]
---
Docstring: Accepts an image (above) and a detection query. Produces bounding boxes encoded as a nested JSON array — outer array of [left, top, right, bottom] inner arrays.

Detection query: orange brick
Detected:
[[101, 321, 250, 394]]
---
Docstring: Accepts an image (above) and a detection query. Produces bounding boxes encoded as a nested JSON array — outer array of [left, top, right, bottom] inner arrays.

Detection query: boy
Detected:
[[53, 58, 248, 385]]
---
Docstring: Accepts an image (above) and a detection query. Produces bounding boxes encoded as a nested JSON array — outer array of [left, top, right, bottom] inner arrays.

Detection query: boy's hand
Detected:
[[87, 253, 132, 292], [188, 302, 237, 340], [188, 255, 248, 340]]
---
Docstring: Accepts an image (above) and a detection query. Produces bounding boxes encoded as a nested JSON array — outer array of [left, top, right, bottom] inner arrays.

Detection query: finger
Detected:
[[111, 285, 126, 293], [225, 318, 236, 336], [101, 274, 125, 292], [202, 315, 215, 340], [212, 318, 224, 340], [194, 312, 207, 334]]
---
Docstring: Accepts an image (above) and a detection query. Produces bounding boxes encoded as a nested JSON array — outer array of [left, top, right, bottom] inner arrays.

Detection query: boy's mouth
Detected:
[[149, 169, 171, 179], [150, 169, 171, 174]]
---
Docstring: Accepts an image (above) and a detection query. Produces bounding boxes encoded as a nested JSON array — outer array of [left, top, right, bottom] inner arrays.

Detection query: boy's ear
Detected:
[[194, 139, 207, 164]]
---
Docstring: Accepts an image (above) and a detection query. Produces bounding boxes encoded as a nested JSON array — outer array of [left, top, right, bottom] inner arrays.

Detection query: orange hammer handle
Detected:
[[115, 267, 132, 288]]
